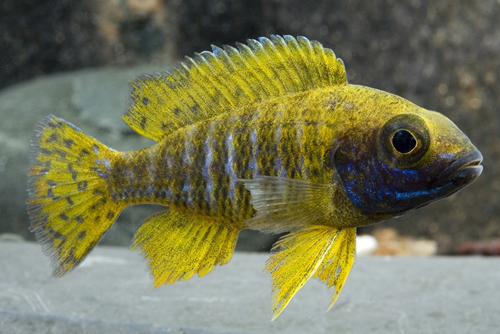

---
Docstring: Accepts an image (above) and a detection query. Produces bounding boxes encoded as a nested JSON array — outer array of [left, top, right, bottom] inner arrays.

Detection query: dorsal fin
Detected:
[[124, 35, 347, 141]]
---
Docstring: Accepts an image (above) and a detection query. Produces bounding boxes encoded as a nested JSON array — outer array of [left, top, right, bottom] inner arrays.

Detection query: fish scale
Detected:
[[106, 92, 337, 223]]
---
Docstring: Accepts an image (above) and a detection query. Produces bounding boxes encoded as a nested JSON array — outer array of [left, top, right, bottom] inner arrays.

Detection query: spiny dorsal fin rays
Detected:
[[124, 35, 347, 141]]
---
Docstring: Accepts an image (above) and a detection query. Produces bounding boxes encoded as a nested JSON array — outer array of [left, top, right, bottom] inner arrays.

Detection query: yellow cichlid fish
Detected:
[[27, 35, 483, 319]]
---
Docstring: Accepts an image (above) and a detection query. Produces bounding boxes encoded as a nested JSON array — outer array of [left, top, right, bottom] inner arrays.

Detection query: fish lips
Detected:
[[435, 150, 483, 189]]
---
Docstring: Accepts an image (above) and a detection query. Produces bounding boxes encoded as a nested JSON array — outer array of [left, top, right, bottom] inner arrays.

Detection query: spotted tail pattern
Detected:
[[27, 115, 125, 276]]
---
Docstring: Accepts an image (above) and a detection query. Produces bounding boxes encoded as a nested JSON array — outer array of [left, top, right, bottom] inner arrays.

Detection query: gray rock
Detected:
[[1, 241, 499, 333]]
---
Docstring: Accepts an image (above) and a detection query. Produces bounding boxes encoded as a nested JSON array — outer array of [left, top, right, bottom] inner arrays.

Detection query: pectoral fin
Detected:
[[239, 176, 334, 233], [266, 226, 356, 320], [132, 208, 242, 286]]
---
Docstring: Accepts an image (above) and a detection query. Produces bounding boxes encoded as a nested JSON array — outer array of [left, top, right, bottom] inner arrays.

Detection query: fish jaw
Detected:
[[435, 150, 483, 188]]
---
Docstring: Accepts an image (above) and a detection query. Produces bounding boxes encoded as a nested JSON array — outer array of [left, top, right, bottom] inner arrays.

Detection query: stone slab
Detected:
[[1, 241, 499, 333]]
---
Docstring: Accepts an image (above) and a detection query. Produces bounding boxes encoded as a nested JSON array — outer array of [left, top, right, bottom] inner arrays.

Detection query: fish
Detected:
[[27, 35, 483, 320]]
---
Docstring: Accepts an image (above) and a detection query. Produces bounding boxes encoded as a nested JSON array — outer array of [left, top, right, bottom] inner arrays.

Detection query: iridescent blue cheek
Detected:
[[334, 150, 447, 214], [368, 163, 447, 209]]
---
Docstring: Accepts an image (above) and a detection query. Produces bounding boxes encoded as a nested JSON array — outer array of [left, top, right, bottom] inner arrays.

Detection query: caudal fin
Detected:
[[27, 115, 125, 277]]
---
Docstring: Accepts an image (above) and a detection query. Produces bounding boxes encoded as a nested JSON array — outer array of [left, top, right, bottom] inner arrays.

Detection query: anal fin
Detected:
[[266, 226, 356, 320], [132, 208, 242, 286]]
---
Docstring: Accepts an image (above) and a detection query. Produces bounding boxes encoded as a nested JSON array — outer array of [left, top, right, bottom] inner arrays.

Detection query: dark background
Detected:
[[1, 0, 498, 253]]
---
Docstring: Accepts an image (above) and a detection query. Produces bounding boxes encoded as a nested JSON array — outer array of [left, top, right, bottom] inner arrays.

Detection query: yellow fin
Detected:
[[124, 35, 347, 141], [132, 208, 242, 286], [265, 226, 356, 320], [240, 176, 334, 233], [314, 227, 356, 310], [27, 115, 125, 277]]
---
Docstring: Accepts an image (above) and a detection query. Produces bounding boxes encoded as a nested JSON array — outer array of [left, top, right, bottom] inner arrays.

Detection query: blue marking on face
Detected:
[[334, 146, 464, 214], [393, 186, 444, 201], [438, 153, 455, 161]]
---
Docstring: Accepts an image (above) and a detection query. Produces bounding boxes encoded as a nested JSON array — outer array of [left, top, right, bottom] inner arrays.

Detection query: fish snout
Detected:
[[436, 150, 483, 187]]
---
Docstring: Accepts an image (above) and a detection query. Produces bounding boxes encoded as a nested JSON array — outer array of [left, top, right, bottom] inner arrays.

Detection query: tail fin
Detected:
[[27, 115, 125, 277]]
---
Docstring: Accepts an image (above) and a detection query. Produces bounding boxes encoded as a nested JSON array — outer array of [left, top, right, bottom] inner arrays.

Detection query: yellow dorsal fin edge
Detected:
[[124, 35, 347, 141]]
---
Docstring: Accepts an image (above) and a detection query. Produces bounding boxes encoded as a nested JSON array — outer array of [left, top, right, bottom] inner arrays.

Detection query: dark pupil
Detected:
[[392, 130, 417, 154]]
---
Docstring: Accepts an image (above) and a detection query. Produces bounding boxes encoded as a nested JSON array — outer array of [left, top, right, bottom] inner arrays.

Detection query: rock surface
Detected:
[[1, 241, 499, 334]]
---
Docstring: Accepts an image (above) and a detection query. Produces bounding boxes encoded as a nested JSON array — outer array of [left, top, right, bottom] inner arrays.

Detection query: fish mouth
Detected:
[[436, 150, 483, 187]]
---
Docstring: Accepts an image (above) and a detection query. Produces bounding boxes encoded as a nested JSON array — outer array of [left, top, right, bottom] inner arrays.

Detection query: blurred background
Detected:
[[1, 0, 499, 255]]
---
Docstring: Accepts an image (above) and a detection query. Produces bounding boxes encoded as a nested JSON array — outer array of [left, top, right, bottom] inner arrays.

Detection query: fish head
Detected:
[[332, 91, 483, 214]]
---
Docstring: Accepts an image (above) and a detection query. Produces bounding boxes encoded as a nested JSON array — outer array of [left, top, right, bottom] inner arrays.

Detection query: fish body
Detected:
[[111, 86, 385, 227], [27, 35, 482, 319]]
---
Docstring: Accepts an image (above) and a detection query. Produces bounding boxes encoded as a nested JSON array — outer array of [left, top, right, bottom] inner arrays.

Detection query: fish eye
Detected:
[[380, 114, 430, 167], [392, 129, 417, 154]]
